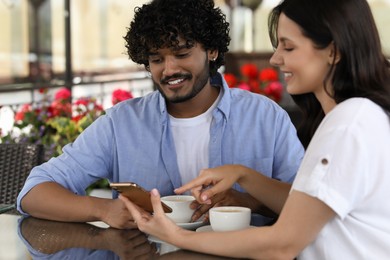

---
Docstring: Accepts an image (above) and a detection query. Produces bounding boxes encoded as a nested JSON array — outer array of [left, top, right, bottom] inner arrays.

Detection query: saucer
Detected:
[[147, 236, 180, 254], [196, 225, 255, 232], [148, 234, 165, 244], [196, 225, 213, 232], [177, 219, 206, 230]]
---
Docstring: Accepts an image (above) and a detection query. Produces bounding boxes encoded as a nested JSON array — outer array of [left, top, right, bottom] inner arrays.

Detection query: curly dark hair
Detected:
[[124, 0, 230, 77]]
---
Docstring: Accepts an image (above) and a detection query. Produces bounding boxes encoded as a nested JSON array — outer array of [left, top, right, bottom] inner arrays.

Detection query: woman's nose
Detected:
[[270, 50, 283, 67]]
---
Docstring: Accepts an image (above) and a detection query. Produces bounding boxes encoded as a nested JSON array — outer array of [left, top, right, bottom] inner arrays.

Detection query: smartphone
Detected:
[[110, 182, 172, 213]]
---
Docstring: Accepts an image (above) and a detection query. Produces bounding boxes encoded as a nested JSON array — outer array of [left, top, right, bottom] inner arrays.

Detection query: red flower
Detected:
[[259, 67, 279, 82], [54, 88, 71, 100], [15, 104, 31, 121], [240, 63, 258, 79], [223, 64, 284, 103], [237, 82, 251, 91], [74, 98, 89, 106], [223, 73, 238, 88], [50, 99, 72, 117], [39, 88, 48, 94], [95, 104, 103, 111], [112, 89, 133, 105], [264, 81, 283, 103], [247, 79, 260, 94], [71, 115, 83, 122]]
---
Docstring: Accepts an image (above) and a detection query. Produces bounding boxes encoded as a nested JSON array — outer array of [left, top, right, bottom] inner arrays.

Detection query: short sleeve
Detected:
[[292, 124, 369, 219]]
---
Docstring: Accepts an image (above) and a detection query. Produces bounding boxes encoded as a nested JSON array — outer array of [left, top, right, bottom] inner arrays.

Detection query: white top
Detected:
[[292, 98, 390, 260], [170, 92, 221, 186]]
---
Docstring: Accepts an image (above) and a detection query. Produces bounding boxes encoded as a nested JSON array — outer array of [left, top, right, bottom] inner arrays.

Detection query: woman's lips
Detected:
[[283, 72, 292, 82]]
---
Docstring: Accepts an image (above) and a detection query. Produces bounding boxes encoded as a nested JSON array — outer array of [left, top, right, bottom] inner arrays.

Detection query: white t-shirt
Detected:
[[170, 93, 221, 186], [292, 98, 390, 260]]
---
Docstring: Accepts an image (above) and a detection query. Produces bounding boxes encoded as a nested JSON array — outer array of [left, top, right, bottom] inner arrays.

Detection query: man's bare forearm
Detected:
[[20, 182, 111, 223]]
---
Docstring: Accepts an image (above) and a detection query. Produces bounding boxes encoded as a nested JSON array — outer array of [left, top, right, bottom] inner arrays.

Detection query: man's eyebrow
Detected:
[[147, 44, 193, 56], [148, 51, 158, 56], [173, 44, 191, 51]]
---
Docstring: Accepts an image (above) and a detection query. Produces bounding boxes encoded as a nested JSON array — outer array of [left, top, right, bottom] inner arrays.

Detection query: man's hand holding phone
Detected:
[[110, 182, 172, 213]]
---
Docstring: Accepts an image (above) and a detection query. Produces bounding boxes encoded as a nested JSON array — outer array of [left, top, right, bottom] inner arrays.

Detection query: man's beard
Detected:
[[153, 59, 210, 103]]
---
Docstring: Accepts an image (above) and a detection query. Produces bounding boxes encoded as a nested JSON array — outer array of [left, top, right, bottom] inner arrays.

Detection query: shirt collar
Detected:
[[212, 72, 231, 120]]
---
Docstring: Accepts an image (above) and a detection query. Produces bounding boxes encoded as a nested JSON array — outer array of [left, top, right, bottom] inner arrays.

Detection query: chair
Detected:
[[0, 143, 44, 205]]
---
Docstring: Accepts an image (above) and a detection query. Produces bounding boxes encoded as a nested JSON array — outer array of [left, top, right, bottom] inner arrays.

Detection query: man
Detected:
[[17, 0, 304, 229]]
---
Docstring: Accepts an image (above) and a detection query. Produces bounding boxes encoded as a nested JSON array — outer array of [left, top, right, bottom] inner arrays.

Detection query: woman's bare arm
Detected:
[[122, 189, 335, 259], [176, 164, 291, 214]]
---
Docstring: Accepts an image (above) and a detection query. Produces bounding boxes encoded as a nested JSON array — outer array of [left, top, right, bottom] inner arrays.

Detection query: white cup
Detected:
[[209, 206, 251, 232], [161, 195, 195, 223]]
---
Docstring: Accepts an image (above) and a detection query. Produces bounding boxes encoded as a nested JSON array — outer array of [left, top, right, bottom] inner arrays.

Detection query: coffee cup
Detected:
[[161, 195, 195, 223], [209, 206, 251, 232]]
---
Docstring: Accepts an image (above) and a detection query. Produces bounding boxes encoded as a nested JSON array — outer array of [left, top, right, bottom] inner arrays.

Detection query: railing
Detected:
[[0, 71, 153, 110], [0, 71, 154, 132]]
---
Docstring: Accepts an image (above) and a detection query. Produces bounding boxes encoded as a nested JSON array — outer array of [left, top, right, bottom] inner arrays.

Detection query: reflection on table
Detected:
[[0, 213, 235, 259]]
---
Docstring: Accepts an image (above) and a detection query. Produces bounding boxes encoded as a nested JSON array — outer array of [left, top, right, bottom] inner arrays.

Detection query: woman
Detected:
[[120, 0, 390, 258]]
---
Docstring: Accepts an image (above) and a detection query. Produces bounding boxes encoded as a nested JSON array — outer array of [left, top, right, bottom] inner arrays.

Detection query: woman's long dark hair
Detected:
[[268, 0, 390, 148]]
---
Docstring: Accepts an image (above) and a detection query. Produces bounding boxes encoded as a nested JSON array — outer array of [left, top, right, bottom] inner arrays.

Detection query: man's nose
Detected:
[[163, 56, 180, 77]]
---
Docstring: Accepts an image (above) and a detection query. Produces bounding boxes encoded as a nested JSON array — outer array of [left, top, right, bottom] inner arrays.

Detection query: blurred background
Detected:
[[1, 0, 390, 134], [1, 2, 389, 258]]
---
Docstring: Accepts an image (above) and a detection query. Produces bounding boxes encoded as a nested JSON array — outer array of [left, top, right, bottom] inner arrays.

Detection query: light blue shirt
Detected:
[[17, 74, 304, 217]]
